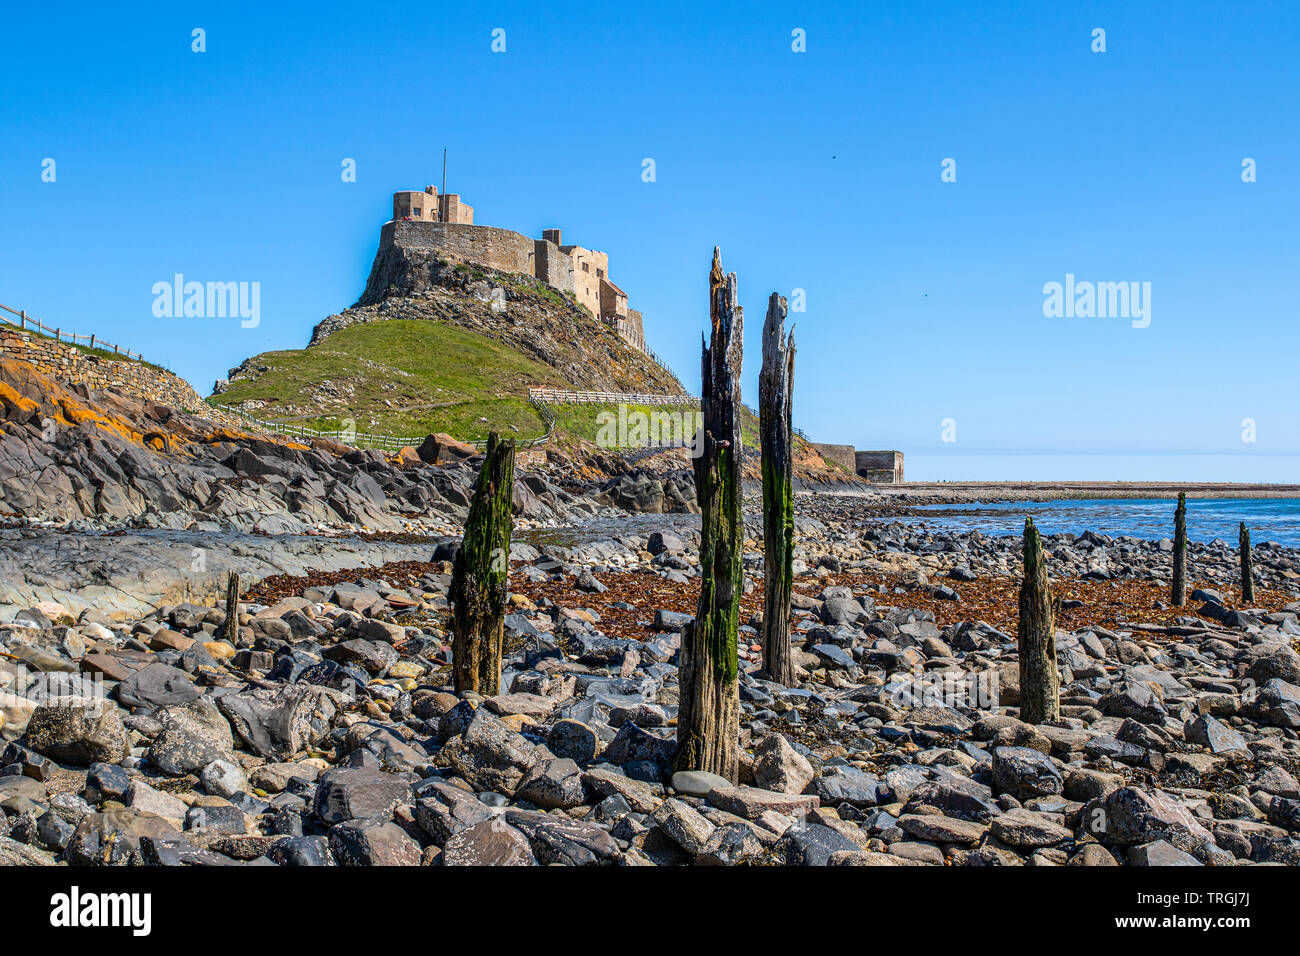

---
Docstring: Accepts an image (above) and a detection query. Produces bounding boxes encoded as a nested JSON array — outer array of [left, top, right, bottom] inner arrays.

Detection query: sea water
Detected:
[[909, 498, 1300, 547]]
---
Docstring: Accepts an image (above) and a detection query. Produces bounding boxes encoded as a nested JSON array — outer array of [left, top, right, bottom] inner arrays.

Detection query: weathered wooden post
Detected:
[[450, 431, 515, 696], [1171, 492, 1187, 606], [759, 292, 795, 686], [222, 572, 240, 644], [1018, 517, 1059, 724], [676, 248, 743, 780], [1239, 521, 1255, 604]]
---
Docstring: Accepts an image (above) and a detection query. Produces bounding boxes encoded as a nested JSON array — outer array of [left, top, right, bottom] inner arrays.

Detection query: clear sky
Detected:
[[2, 2, 1297, 480]]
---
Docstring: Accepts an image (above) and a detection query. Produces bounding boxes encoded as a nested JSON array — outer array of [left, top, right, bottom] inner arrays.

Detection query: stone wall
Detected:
[[811, 442, 857, 474], [0, 328, 213, 414], [534, 238, 575, 294], [855, 450, 904, 483], [620, 309, 645, 351], [385, 220, 536, 275], [379, 217, 650, 354], [564, 246, 607, 317], [393, 189, 440, 221], [439, 194, 474, 224]]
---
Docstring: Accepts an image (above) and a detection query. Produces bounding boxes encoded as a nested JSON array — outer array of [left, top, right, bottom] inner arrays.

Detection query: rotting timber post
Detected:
[[1171, 492, 1188, 607], [222, 572, 240, 645], [1017, 517, 1059, 725], [1240, 521, 1255, 604], [675, 247, 743, 781], [450, 431, 515, 696], [759, 292, 795, 686]]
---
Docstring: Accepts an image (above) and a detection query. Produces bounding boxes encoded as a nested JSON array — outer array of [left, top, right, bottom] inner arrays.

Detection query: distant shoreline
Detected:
[[814, 480, 1300, 505]]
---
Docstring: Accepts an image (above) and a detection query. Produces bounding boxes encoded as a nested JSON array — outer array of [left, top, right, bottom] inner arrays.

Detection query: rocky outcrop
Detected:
[[0, 357, 600, 534], [303, 241, 682, 395]]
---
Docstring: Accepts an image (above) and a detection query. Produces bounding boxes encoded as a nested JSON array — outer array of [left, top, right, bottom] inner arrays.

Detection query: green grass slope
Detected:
[[209, 319, 567, 441]]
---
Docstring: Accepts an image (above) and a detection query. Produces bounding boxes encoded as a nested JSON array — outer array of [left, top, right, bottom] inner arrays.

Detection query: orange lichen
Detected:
[[0, 381, 41, 416]]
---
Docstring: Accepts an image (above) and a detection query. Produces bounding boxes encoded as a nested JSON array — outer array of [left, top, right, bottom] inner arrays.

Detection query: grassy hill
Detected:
[[210, 319, 568, 441]]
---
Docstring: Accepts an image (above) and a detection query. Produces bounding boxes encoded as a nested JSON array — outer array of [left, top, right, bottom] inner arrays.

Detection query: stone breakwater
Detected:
[[2, 495, 1298, 867]]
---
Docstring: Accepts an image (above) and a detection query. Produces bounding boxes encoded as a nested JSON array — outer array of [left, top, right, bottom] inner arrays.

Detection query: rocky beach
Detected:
[[4, 471, 1300, 868]]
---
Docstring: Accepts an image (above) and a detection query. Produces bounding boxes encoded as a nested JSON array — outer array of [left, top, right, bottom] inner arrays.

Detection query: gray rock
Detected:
[[328, 818, 422, 866], [601, 722, 676, 777], [752, 734, 814, 795], [807, 768, 882, 809], [218, 684, 337, 760], [990, 808, 1071, 847], [200, 758, 249, 800], [24, 698, 128, 766], [671, 769, 734, 798], [898, 813, 988, 844], [414, 781, 494, 844], [1183, 714, 1248, 754], [504, 809, 622, 865], [1084, 787, 1213, 852], [117, 663, 200, 710], [267, 834, 336, 866], [650, 797, 717, 855], [312, 767, 412, 824], [547, 719, 598, 763], [991, 746, 1064, 801], [777, 821, 861, 865], [581, 767, 664, 813], [516, 758, 586, 810], [442, 819, 536, 866], [441, 708, 551, 797], [148, 697, 235, 776], [1129, 839, 1202, 866], [1098, 681, 1168, 724]]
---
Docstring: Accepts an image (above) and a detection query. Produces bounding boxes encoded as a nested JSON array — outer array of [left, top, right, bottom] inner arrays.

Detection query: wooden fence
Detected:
[[0, 303, 146, 362], [528, 386, 699, 407]]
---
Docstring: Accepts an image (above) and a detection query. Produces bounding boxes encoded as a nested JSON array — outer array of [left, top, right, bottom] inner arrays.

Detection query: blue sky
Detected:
[[2, 1, 1297, 480]]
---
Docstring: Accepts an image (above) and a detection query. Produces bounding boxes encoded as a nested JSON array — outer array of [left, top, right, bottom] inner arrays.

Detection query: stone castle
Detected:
[[388, 186, 646, 352]]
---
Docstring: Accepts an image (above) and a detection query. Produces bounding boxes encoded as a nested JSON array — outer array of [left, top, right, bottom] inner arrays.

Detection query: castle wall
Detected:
[[439, 194, 474, 224], [379, 208, 651, 355], [387, 220, 536, 276], [393, 189, 438, 221], [599, 279, 627, 319], [533, 239, 575, 294], [625, 309, 644, 350], [563, 246, 607, 316], [855, 450, 904, 483]]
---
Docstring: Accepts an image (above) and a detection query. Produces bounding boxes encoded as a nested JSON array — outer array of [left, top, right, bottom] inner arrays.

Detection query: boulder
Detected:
[[147, 697, 235, 776], [24, 698, 128, 766], [752, 734, 814, 795]]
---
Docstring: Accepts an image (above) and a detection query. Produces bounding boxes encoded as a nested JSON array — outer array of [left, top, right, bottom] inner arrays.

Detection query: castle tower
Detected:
[[393, 188, 438, 221]]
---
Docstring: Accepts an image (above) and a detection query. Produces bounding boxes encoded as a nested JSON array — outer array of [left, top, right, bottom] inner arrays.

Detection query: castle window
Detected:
[[597, 269, 605, 278], [582, 263, 590, 272]]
